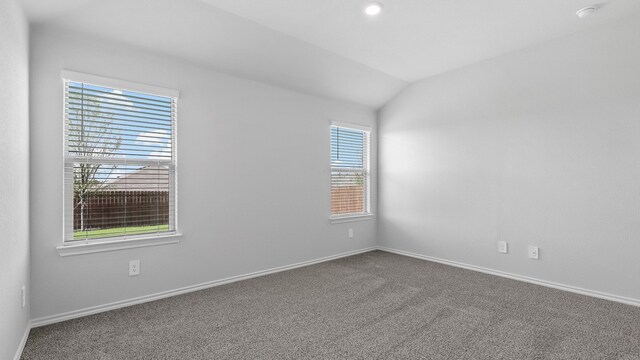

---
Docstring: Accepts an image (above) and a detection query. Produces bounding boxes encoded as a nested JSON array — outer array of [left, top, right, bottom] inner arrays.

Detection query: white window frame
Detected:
[[330, 121, 373, 223], [57, 70, 181, 256]]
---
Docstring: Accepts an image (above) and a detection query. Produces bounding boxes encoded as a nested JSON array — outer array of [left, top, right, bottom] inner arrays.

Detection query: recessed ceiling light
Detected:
[[576, 6, 597, 19], [364, 2, 384, 16]]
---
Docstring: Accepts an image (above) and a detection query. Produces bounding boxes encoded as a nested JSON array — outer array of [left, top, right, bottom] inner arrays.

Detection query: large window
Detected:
[[62, 71, 178, 243], [330, 123, 371, 218]]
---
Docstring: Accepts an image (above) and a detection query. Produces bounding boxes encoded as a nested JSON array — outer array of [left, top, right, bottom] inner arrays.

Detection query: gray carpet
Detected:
[[21, 250, 640, 359]]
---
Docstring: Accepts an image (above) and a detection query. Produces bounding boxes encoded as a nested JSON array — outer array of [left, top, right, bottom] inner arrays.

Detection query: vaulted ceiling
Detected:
[[19, 0, 640, 108]]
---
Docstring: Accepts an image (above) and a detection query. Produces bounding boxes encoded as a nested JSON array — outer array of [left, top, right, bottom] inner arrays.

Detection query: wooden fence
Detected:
[[74, 190, 169, 230], [75, 187, 361, 230], [331, 185, 365, 215]]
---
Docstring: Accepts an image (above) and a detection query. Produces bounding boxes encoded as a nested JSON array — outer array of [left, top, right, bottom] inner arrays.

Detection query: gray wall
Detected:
[[30, 26, 377, 321], [379, 16, 640, 302], [0, 0, 30, 358]]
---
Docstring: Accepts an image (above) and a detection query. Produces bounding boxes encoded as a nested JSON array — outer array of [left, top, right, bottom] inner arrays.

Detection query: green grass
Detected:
[[73, 224, 170, 240]]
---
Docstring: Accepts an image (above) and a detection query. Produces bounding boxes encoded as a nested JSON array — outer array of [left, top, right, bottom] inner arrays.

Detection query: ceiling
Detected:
[[203, 0, 640, 82], [19, 0, 640, 107]]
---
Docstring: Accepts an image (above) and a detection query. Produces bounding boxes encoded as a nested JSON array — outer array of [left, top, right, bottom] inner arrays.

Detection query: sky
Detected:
[[330, 125, 366, 170], [67, 81, 174, 182], [68, 82, 367, 182], [67, 81, 173, 161]]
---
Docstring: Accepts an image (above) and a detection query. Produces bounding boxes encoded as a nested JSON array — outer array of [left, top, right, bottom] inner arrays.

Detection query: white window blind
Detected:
[[330, 124, 370, 217], [63, 73, 178, 242]]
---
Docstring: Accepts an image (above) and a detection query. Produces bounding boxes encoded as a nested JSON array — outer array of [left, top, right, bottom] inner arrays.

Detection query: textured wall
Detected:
[[379, 16, 640, 302], [0, 0, 30, 358], [30, 26, 377, 321]]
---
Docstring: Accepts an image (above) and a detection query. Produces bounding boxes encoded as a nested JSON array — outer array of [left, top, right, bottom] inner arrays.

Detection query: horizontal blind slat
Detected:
[[68, 115, 173, 128], [67, 93, 173, 110], [65, 79, 177, 241], [68, 85, 172, 105], [330, 124, 369, 216], [67, 106, 172, 123]]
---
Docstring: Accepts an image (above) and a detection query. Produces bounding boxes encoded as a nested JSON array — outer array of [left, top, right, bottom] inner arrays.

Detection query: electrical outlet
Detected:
[[21, 286, 25, 309], [498, 241, 508, 254], [528, 246, 539, 260], [348, 228, 354, 239], [129, 260, 140, 276]]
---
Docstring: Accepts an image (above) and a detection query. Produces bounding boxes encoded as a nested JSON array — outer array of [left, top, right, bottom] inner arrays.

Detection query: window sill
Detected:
[[56, 233, 182, 257], [330, 214, 374, 224]]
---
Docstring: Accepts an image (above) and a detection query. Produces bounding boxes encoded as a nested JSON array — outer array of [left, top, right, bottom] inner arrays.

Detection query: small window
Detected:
[[62, 71, 178, 242], [330, 123, 371, 218]]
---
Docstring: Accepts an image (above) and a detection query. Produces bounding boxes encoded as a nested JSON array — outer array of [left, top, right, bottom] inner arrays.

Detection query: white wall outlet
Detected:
[[498, 241, 508, 254], [348, 228, 354, 239], [129, 260, 140, 276], [21, 285, 26, 309], [528, 246, 539, 260]]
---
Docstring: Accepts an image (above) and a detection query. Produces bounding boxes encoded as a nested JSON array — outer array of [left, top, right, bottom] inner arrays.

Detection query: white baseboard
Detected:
[[27, 244, 639, 331], [13, 321, 31, 360], [378, 246, 640, 307], [31, 247, 377, 328]]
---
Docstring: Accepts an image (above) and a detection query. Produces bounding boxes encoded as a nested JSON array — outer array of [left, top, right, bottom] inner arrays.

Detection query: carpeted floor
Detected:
[[21, 250, 640, 359]]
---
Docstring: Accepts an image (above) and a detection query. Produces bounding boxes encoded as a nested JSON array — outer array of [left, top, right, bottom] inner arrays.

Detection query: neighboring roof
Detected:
[[106, 165, 169, 192]]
